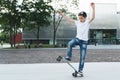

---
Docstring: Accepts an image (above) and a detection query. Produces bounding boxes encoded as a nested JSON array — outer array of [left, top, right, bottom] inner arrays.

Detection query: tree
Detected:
[[52, 9, 66, 47], [21, 0, 53, 47], [0, 0, 23, 47], [51, 0, 78, 47], [0, 25, 9, 42], [0, 0, 53, 48], [30, 0, 53, 45]]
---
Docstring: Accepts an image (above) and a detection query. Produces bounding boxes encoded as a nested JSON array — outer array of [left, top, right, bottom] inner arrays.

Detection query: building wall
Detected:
[[117, 11, 120, 39], [89, 3, 119, 44], [23, 3, 119, 45], [90, 3, 118, 29]]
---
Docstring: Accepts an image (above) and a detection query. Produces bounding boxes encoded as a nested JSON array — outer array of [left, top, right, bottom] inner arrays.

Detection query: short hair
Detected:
[[78, 11, 87, 18]]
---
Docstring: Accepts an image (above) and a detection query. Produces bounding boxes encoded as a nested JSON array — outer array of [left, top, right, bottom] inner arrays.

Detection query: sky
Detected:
[[18, 0, 120, 11], [79, 0, 120, 11]]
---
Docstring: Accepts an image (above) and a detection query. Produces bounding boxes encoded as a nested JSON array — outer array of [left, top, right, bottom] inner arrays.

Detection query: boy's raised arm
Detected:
[[89, 2, 95, 23], [57, 10, 75, 24]]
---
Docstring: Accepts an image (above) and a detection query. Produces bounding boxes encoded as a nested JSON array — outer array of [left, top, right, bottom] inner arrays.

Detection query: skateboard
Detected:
[[56, 56, 83, 77]]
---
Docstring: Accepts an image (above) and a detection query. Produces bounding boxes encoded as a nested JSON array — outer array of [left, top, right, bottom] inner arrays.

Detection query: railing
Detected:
[[88, 39, 120, 45]]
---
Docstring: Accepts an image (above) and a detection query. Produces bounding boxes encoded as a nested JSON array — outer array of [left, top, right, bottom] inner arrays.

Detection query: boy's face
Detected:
[[78, 16, 86, 23]]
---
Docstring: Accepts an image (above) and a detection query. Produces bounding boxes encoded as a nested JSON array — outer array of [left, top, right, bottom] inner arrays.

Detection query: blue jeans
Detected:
[[67, 38, 88, 72]]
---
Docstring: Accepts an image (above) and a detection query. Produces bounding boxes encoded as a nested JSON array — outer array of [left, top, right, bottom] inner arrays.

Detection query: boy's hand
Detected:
[[91, 2, 95, 9], [57, 10, 64, 16], [57, 10, 75, 24], [89, 2, 95, 23]]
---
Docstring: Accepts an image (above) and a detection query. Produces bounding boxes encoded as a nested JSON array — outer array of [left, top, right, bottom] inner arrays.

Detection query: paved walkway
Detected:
[[0, 62, 119, 80], [87, 45, 120, 49], [1, 44, 120, 49], [0, 44, 10, 49], [0, 44, 120, 80], [0, 44, 120, 49], [0, 48, 120, 63]]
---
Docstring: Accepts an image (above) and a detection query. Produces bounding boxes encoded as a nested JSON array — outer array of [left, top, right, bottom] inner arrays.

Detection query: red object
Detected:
[[11, 33, 22, 43]]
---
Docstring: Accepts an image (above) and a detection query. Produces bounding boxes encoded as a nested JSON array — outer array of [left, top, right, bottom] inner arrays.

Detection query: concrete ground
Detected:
[[0, 62, 120, 80], [0, 45, 120, 80], [0, 48, 120, 63]]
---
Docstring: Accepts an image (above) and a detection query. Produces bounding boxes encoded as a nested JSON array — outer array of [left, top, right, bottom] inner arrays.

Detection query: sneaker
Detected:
[[77, 72, 84, 77], [65, 57, 71, 61]]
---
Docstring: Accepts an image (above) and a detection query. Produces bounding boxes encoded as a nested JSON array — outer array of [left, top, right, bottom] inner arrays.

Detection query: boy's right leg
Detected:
[[66, 38, 79, 61]]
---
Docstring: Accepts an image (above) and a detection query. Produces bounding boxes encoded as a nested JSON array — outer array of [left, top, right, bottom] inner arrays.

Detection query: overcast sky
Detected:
[[18, 0, 120, 11], [79, 0, 120, 11]]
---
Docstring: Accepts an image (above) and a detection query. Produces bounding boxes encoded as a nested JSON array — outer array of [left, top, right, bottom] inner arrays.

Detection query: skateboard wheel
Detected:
[[56, 56, 62, 62], [81, 74, 84, 77], [72, 72, 77, 77], [72, 73, 75, 76]]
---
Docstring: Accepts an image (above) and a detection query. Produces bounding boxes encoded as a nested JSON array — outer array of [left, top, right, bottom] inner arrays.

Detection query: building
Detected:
[[23, 3, 120, 46], [89, 3, 119, 45]]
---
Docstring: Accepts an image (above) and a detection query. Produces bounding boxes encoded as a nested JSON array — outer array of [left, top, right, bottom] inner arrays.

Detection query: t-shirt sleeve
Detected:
[[86, 19, 91, 24]]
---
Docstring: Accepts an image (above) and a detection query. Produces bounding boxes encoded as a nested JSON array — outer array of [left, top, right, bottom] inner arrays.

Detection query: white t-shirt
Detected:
[[75, 20, 90, 41]]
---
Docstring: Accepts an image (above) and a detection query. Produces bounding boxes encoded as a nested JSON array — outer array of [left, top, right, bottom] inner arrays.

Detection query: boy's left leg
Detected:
[[66, 38, 79, 61], [78, 40, 88, 73]]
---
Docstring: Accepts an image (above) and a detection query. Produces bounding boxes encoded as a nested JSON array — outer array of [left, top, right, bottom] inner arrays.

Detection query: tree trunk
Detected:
[[13, 25, 16, 47], [10, 27, 13, 48], [36, 25, 40, 47], [53, 10, 56, 47]]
